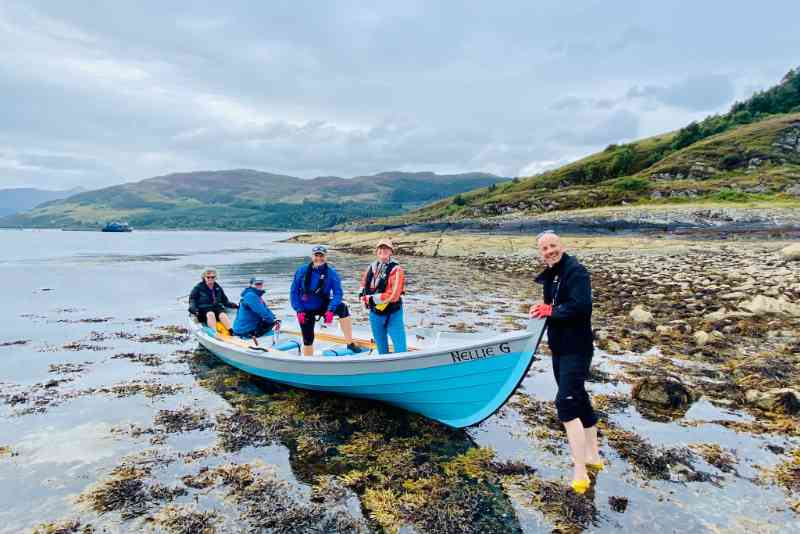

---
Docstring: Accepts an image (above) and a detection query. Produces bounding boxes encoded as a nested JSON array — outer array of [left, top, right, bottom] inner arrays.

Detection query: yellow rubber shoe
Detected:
[[571, 478, 591, 494]]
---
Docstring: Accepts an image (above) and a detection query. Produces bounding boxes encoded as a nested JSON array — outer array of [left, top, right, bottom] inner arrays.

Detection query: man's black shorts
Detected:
[[300, 303, 350, 346], [195, 306, 226, 325]]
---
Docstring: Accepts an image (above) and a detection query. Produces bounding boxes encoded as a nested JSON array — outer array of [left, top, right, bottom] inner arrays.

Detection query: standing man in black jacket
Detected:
[[189, 268, 238, 335], [530, 231, 602, 494]]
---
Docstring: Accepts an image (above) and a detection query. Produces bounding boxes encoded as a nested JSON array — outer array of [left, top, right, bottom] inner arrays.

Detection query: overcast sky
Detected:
[[1, 1, 799, 190]]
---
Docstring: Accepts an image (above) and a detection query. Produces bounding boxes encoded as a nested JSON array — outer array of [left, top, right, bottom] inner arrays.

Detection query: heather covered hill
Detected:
[[365, 68, 800, 228], [0, 170, 506, 230]]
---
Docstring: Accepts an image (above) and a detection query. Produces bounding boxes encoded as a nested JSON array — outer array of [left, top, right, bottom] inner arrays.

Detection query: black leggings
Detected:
[[552, 353, 598, 427], [299, 303, 350, 346]]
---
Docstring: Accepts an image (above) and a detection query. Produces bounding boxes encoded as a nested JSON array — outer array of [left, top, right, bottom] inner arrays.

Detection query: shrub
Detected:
[[613, 177, 650, 192], [713, 188, 748, 202], [452, 194, 466, 206]]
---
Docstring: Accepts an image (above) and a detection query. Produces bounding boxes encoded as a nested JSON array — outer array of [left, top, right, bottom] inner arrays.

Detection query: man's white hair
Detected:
[[536, 230, 560, 242]]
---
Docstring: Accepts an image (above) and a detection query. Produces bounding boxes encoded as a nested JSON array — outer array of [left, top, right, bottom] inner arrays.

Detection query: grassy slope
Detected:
[[379, 113, 800, 224], [0, 171, 506, 230]]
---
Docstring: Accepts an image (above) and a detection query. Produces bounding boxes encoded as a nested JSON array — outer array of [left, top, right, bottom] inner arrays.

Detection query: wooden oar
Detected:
[[282, 328, 378, 350], [281, 327, 418, 352]]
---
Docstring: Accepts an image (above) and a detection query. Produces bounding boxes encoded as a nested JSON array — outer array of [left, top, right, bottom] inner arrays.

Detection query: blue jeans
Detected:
[[369, 308, 407, 354]]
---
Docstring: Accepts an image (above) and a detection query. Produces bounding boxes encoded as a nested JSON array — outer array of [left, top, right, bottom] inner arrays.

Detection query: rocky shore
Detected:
[[291, 230, 800, 519], [342, 204, 800, 235]]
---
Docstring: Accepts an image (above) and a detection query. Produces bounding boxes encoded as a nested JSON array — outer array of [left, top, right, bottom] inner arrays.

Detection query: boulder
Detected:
[[656, 325, 673, 336], [629, 305, 654, 325], [739, 295, 800, 317], [632, 376, 693, 410], [744, 388, 800, 414], [781, 243, 800, 261]]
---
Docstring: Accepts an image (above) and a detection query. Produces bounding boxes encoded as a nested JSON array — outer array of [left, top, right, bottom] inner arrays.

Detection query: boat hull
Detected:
[[192, 321, 545, 428]]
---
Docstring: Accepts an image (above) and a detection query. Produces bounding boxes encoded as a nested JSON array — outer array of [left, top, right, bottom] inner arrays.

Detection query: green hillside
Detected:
[[0, 170, 507, 230], [377, 67, 800, 225]]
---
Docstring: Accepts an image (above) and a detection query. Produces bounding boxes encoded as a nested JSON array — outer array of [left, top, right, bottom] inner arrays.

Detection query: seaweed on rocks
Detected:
[[30, 518, 91, 533], [604, 424, 698, 481], [111, 352, 164, 366], [200, 462, 368, 533], [688, 443, 739, 474], [61, 341, 109, 352], [96, 381, 183, 399], [0, 339, 29, 347], [152, 505, 219, 534], [78, 464, 186, 520], [48, 362, 90, 374], [523, 476, 597, 533], [153, 406, 214, 434], [608, 496, 629, 513]]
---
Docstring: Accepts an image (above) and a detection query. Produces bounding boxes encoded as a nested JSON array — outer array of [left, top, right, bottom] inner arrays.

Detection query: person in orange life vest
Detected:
[[360, 238, 406, 354]]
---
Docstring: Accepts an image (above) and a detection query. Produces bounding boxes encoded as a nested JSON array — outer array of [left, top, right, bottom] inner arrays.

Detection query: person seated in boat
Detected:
[[290, 245, 362, 356], [360, 238, 407, 354], [233, 277, 281, 338], [188, 268, 237, 335]]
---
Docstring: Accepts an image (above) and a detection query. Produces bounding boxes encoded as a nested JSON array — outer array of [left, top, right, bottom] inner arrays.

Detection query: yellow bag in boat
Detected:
[[215, 321, 229, 336]]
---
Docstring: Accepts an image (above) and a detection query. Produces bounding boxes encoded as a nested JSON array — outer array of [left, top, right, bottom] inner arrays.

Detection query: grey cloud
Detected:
[[627, 74, 735, 111], [1, 1, 800, 189]]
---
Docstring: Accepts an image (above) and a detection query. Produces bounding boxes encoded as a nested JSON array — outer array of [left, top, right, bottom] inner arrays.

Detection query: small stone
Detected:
[[704, 309, 727, 321], [745, 388, 800, 414], [606, 340, 622, 353], [781, 243, 800, 261], [694, 331, 711, 347], [629, 305, 654, 325], [656, 325, 673, 336]]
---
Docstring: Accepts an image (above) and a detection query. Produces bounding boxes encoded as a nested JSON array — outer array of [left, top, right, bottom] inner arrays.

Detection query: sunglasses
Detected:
[[205, 275, 216, 279]]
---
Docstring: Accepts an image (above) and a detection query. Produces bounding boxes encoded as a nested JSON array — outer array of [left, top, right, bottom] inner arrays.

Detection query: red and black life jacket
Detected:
[[363, 260, 403, 315]]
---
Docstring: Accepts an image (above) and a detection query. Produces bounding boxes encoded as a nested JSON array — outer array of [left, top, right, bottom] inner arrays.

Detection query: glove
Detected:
[[324, 311, 334, 324], [273, 319, 281, 331], [297, 312, 306, 324], [532, 304, 553, 318]]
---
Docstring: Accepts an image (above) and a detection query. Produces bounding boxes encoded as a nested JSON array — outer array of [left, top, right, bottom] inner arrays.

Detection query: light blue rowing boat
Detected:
[[190, 317, 545, 428]]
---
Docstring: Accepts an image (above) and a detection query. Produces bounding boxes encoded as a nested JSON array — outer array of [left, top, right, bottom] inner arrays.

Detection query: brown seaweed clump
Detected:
[[30, 518, 92, 534], [201, 463, 368, 533], [96, 381, 183, 399], [608, 495, 629, 513], [139, 325, 190, 344], [152, 505, 218, 534], [153, 406, 214, 434], [688, 443, 739, 474], [604, 424, 697, 481], [523, 476, 597, 533], [78, 465, 186, 520], [111, 352, 164, 366]]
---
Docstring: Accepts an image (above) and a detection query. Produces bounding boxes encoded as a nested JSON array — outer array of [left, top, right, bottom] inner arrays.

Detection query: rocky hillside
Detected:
[[360, 68, 800, 231], [0, 170, 506, 230]]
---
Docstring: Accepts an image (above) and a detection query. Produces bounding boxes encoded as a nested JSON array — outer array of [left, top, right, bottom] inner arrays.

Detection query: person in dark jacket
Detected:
[[290, 245, 360, 356], [189, 268, 238, 334], [233, 277, 280, 338], [530, 231, 601, 494]]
